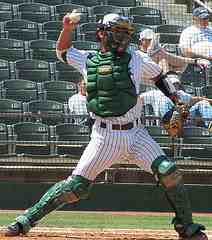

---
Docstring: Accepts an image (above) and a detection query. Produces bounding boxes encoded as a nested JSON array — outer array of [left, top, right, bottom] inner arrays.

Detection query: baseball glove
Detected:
[[162, 103, 189, 137]]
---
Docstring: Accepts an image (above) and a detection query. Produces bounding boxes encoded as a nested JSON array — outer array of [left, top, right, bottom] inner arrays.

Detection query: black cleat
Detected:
[[5, 222, 24, 236], [179, 231, 208, 240]]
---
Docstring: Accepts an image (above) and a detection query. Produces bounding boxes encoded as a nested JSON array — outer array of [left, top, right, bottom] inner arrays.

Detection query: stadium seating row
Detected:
[[0, 79, 77, 102], [0, 59, 83, 83], [0, 122, 211, 158], [0, 121, 90, 156], [0, 3, 164, 26], [0, 0, 141, 8]]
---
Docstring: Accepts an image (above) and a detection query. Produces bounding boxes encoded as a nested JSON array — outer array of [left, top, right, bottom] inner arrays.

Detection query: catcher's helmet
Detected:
[[98, 13, 135, 35]]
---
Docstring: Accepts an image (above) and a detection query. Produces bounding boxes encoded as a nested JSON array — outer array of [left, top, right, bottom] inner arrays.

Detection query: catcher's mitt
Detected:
[[162, 102, 189, 137]]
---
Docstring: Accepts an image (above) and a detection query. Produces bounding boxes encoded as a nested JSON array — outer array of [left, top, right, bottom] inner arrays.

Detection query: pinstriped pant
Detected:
[[71, 121, 165, 181]]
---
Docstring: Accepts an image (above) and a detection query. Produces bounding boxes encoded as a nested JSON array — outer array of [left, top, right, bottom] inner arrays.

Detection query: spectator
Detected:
[[179, 7, 212, 61], [68, 79, 88, 125], [139, 72, 212, 134], [138, 29, 206, 74]]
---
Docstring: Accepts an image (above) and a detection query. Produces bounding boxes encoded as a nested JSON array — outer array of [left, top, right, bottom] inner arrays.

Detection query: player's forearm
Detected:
[[56, 29, 73, 51], [163, 50, 197, 67]]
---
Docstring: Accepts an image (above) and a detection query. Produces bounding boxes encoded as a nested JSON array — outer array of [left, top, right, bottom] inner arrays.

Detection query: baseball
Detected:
[[67, 10, 81, 23]]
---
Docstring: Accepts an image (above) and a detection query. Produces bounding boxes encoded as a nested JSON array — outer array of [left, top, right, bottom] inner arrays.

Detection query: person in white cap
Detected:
[[140, 71, 212, 137], [6, 11, 208, 240], [138, 29, 209, 75], [179, 7, 212, 61]]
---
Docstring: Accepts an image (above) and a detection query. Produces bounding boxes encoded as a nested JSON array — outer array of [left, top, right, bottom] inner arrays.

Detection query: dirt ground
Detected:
[[0, 212, 212, 240]]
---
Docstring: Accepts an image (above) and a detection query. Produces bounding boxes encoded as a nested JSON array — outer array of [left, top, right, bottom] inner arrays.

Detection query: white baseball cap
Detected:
[[139, 29, 155, 40], [101, 13, 120, 25]]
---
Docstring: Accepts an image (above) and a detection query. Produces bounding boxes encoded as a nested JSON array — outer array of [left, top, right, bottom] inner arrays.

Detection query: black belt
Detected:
[[100, 120, 139, 130]]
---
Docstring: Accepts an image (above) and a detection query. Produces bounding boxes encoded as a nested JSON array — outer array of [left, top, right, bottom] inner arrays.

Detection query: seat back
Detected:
[[16, 3, 52, 23], [42, 20, 63, 40], [13, 121, 50, 155], [0, 2, 13, 21], [2, 79, 38, 102], [44, 81, 77, 102], [15, 59, 50, 82], [29, 39, 57, 62], [91, 5, 124, 22], [0, 59, 11, 81], [34, 0, 64, 5], [28, 100, 64, 124], [55, 61, 83, 83], [54, 3, 88, 23], [0, 123, 9, 154], [0, 38, 25, 61], [156, 24, 184, 44], [106, 0, 136, 7], [0, 99, 23, 124], [5, 19, 40, 41], [129, 7, 163, 26]]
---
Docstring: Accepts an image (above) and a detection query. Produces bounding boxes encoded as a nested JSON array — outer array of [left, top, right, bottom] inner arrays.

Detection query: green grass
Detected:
[[1, 211, 212, 229]]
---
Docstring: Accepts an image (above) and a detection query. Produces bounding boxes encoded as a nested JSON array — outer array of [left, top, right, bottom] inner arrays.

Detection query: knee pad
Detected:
[[60, 175, 92, 203], [151, 156, 182, 188]]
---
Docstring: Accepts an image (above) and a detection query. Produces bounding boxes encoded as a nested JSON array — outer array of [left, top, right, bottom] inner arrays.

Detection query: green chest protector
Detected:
[[86, 51, 137, 117]]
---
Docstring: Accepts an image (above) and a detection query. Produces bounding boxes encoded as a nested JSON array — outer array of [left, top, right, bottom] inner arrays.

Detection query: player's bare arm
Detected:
[[56, 10, 81, 60]]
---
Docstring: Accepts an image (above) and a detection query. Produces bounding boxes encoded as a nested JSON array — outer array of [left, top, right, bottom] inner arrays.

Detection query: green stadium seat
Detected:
[[90, 5, 124, 22], [0, 99, 23, 124], [106, 0, 137, 7], [72, 41, 99, 50], [16, 3, 52, 23], [1, 0, 31, 4], [129, 7, 163, 26], [0, 2, 13, 22], [55, 61, 83, 83], [34, 0, 64, 5], [163, 44, 179, 55], [155, 24, 184, 44], [15, 59, 51, 82], [2, 79, 38, 102], [180, 64, 207, 88], [55, 123, 90, 155], [206, 85, 212, 99], [4, 19, 40, 41], [43, 81, 77, 103], [42, 21, 63, 41], [29, 39, 57, 62], [28, 100, 64, 125], [54, 4, 89, 23], [67, 0, 100, 7], [0, 59, 11, 81], [0, 38, 25, 61], [0, 123, 10, 155], [180, 126, 212, 159], [13, 122, 51, 155]]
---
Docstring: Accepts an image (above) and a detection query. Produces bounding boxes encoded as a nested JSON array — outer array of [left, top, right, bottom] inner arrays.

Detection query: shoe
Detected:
[[178, 231, 208, 240], [5, 222, 24, 236]]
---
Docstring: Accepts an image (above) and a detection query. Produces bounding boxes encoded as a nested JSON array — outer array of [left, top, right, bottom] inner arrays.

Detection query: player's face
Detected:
[[140, 39, 152, 51], [199, 18, 209, 28], [109, 27, 132, 51]]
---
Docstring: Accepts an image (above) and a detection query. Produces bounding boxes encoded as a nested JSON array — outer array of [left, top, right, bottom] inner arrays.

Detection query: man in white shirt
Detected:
[[138, 29, 209, 74], [6, 11, 208, 240], [68, 79, 89, 125], [179, 7, 212, 61]]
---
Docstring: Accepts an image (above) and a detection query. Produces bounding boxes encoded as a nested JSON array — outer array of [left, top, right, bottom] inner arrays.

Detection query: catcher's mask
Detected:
[[97, 13, 135, 54]]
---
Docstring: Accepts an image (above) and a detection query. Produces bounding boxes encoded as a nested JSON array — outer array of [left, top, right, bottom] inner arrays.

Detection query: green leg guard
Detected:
[[151, 156, 207, 238], [151, 156, 192, 225], [15, 175, 92, 232]]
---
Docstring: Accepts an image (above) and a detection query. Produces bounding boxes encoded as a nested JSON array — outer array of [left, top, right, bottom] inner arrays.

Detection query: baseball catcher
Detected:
[[5, 10, 208, 240]]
